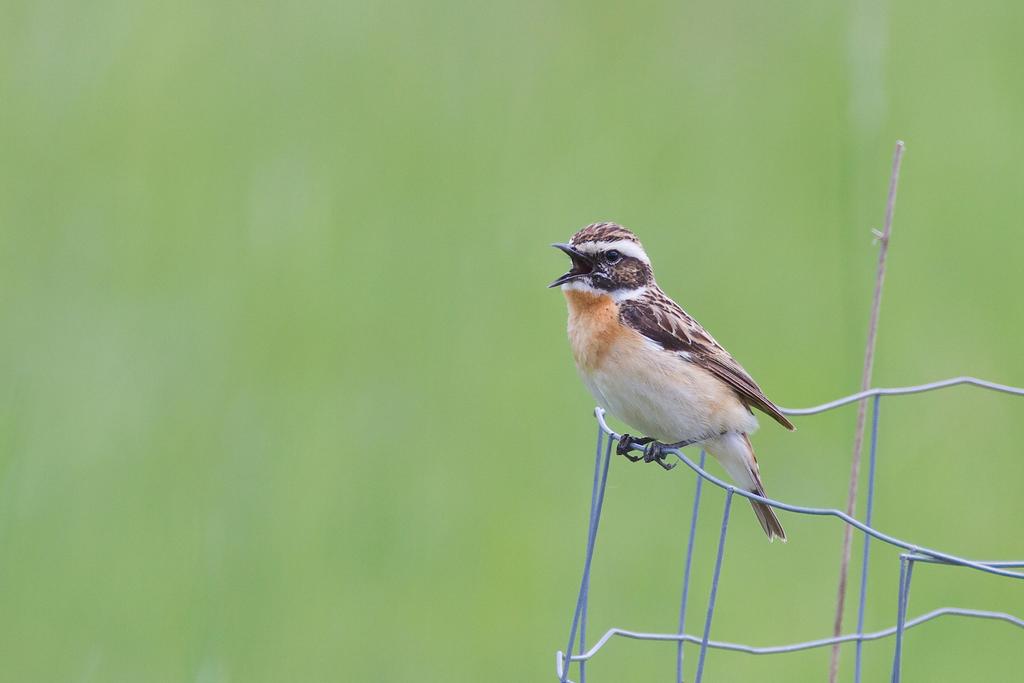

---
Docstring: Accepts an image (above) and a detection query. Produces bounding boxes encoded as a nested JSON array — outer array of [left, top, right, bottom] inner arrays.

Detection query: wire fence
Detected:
[[555, 376, 1024, 683]]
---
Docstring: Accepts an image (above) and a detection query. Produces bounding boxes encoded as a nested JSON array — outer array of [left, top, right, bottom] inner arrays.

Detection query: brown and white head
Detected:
[[549, 222, 654, 299]]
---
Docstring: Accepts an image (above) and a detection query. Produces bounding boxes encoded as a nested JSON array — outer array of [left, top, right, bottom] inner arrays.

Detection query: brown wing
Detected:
[[696, 353, 795, 430], [619, 288, 795, 431]]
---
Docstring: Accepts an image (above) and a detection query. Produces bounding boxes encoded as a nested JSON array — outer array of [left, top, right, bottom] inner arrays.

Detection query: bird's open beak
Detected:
[[549, 243, 594, 288]]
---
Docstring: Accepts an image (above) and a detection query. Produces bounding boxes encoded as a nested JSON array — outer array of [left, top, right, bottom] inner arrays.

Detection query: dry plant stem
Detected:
[[828, 140, 906, 683]]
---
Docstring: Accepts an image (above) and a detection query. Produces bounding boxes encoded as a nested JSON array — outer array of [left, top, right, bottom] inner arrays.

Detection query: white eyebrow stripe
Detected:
[[574, 239, 650, 265]]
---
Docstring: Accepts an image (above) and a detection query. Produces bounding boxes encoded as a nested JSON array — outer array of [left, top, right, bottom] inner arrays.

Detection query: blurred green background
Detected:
[[2, 1, 1023, 681]]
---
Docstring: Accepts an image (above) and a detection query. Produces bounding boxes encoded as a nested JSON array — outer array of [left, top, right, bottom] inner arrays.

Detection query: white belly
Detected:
[[579, 339, 758, 442]]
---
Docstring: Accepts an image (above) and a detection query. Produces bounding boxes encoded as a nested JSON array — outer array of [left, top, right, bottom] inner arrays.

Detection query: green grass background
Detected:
[[2, 1, 1024, 681]]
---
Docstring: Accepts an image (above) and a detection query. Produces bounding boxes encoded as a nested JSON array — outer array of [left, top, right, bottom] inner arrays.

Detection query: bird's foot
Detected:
[[615, 434, 677, 470], [642, 441, 677, 471], [616, 434, 654, 462]]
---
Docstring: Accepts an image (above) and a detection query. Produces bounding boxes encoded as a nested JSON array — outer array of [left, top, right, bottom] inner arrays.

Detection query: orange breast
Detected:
[[564, 289, 634, 371]]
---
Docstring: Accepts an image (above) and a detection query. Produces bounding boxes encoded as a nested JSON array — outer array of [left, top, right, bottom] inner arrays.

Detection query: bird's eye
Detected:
[[605, 250, 621, 263]]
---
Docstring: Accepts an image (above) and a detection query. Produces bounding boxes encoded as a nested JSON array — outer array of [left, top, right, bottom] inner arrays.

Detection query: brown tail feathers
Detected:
[[749, 488, 787, 542]]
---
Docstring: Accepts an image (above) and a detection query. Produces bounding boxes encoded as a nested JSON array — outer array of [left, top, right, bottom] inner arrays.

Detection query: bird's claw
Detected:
[[643, 441, 677, 470], [616, 433, 653, 461], [617, 434, 675, 470]]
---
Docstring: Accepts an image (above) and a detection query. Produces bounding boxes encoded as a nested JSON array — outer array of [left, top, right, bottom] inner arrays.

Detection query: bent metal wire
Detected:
[[555, 376, 1024, 683]]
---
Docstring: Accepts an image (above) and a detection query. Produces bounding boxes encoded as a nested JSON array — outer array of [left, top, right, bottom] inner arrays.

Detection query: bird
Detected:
[[550, 222, 794, 541]]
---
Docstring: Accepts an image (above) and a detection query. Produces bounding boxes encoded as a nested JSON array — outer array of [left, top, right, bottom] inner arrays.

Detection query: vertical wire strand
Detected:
[[854, 395, 883, 683], [577, 427, 605, 683], [890, 556, 915, 683], [578, 433, 614, 683], [561, 427, 614, 682], [888, 558, 907, 683], [694, 488, 734, 683], [676, 450, 707, 683]]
